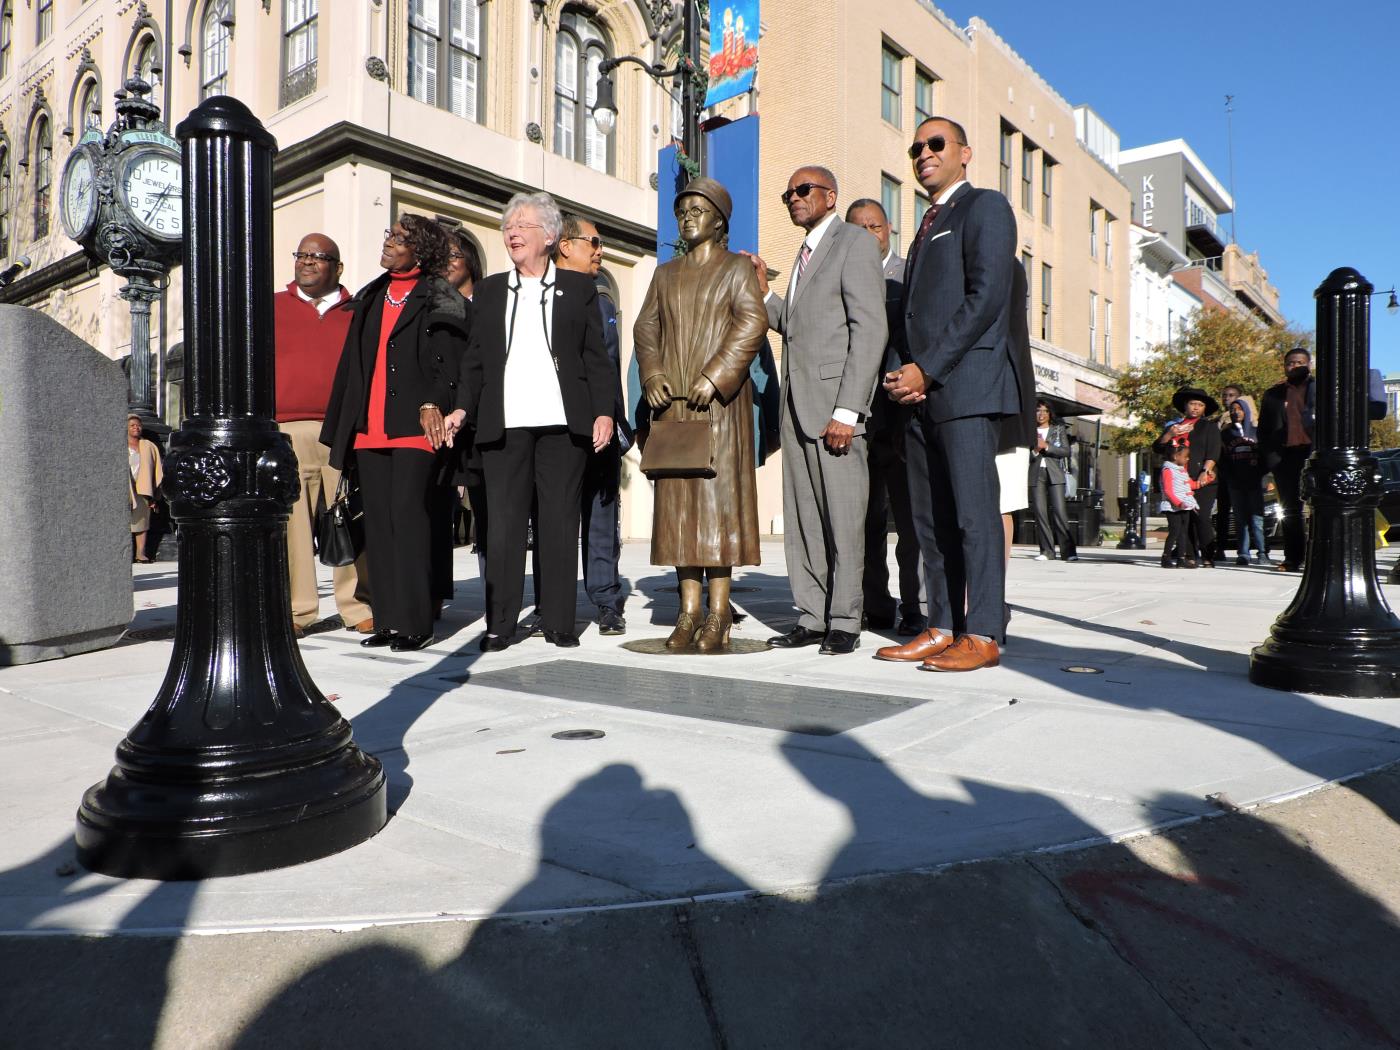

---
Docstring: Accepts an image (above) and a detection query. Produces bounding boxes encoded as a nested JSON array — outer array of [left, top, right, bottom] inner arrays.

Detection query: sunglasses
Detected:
[[780, 182, 833, 205], [907, 134, 963, 159], [564, 235, 602, 249], [292, 251, 338, 263]]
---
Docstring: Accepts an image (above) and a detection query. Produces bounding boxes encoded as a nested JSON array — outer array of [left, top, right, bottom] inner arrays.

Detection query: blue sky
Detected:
[[935, 0, 1400, 375]]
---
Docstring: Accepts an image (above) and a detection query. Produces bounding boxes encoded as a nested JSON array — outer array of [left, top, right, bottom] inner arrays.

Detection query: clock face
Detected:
[[60, 148, 98, 241], [121, 149, 183, 241]]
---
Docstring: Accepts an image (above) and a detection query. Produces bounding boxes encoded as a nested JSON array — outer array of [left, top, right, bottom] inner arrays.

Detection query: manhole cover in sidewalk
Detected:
[[465, 660, 919, 734]]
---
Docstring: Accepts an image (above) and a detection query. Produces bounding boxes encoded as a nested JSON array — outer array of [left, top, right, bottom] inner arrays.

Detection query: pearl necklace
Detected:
[[384, 285, 412, 308]]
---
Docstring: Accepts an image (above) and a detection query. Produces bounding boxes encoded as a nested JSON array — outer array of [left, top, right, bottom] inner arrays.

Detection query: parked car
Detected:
[[1375, 448, 1400, 541]]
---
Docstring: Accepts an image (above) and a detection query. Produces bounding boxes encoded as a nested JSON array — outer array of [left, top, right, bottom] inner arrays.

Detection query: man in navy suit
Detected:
[[557, 214, 632, 635], [876, 116, 1021, 673]]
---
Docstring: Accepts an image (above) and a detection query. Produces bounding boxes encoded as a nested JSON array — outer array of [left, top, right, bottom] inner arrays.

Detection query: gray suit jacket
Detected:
[[900, 183, 1019, 424], [1029, 422, 1072, 485], [766, 218, 888, 440]]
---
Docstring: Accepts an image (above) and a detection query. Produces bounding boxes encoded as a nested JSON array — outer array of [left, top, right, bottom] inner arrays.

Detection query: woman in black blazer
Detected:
[[1027, 400, 1078, 561], [322, 215, 470, 651], [446, 192, 615, 651]]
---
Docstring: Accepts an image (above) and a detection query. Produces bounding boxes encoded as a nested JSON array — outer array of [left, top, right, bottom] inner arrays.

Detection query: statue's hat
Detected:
[[675, 177, 732, 223]]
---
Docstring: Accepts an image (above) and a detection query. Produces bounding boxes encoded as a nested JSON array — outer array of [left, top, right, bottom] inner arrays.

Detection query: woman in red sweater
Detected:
[[321, 216, 471, 651]]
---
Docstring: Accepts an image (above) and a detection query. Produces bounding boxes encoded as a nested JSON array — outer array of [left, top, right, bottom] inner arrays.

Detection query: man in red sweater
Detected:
[[276, 233, 372, 636]]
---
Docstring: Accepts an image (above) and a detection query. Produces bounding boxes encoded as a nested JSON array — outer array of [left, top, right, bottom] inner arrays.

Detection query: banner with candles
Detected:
[[704, 1, 759, 108]]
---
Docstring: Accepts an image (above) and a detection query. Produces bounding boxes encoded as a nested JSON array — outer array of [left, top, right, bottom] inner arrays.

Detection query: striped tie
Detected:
[[792, 242, 812, 292]]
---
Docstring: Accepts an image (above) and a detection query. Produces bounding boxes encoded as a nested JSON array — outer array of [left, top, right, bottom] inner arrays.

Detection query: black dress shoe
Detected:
[[820, 630, 860, 655], [543, 630, 580, 648], [479, 633, 511, 652], [390, 633, 434, 652], [767, 625, 825, 649], [360, 631, 394, 648], [896, 614, 927, 637]]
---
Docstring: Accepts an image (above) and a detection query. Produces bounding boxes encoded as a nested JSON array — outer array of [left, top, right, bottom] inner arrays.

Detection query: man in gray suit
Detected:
[[846, 198, 925, 638], [878, 117, 1021, 673], [748, 166, 887, 655]]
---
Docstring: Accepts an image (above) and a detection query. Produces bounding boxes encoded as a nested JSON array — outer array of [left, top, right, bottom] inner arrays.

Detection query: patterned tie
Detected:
[[904, 203, 941, 278], [792, 242, 812, 293]]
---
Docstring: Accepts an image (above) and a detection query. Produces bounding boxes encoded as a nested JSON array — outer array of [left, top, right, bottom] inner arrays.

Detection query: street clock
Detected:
[[59, 144, 99, 241], [118, 146, 183, 242]]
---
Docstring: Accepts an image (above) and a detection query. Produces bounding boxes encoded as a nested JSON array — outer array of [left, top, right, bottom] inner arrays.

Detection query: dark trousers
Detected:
[[480, 427, 587, 635], [429, 482, 458, 603], [1029, 469, 1077, 559], [580, 440, 624, 615], [1191, 486, 1217, 563], [356, 447, 436, 637], [1213, 475, 1233, 559], [1226, 471, 1267, 559], [1163, 510, 1193, 563], [1273, 446, 1311, 567], [863, 426, 922, 621], [905, 411, 1003, 639]]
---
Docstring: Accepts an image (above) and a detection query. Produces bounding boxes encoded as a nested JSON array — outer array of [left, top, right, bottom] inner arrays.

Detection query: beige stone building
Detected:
[[1, 0, 1133, 538]]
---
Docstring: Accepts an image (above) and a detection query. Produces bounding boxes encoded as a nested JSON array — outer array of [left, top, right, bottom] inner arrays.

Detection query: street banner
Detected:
[[704, 1, 758, 108]]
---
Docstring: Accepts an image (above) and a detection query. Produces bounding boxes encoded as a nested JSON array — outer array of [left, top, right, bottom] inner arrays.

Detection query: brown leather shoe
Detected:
[[874, 627, 955, 663], [920, 635, 1000, 672], [348, 617, 376, 634]]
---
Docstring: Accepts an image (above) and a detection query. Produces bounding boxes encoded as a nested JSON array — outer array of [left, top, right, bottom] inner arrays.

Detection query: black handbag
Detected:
[[316, 471, 364, 567]]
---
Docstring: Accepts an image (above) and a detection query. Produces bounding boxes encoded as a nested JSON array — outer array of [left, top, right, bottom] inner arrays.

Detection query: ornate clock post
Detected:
[[59, 77, 182, 430]]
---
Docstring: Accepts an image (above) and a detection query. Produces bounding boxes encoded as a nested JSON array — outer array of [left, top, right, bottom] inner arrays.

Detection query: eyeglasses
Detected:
[[564, 235, 602, 249], [382, 228, 410, 246], [448, 251, 466, 261], [292, 251, 338, 264], [503, 222, 545, 235], [675, 205, 715, 220], [907, 134, 963, 159], [780, 182, 833, 205]]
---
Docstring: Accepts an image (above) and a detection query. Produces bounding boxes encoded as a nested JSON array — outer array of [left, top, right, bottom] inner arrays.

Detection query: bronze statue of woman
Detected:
[[634, 178, 769, 651]]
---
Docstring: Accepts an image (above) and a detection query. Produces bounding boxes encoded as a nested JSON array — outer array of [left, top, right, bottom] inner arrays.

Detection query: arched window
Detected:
[[133, 35, 161, 88], [0, 1, 13, 80], [407, 0, 483, 122], [0, 142, 10, 259], [32, 115, 52, 238], [76, 78, 102, 133], [201, 1, 231, 99], [553, 10, 611, 174], [281, 0, 318, 107]]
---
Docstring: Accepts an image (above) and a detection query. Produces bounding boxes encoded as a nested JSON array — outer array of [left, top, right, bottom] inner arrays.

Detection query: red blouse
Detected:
[[354, 269, 434, 454]]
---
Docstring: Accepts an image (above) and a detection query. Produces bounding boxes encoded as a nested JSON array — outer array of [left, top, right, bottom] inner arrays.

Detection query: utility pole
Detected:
[[1224, 94, 1238, 245]]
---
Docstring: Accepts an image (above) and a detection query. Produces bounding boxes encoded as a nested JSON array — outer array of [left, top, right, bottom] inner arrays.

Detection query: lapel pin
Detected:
[[555, 289, 564, 297]]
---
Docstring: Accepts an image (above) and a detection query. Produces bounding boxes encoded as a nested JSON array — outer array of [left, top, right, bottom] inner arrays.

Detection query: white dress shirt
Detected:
[[502, 261, 568, 429], [295, 284, 345, 317], [936, 179, 968, 206]]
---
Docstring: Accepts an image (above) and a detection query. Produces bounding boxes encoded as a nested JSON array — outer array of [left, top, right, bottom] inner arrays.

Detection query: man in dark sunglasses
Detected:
[[875, 116, 1018, 674], [744, 165, 887, 656], [556, 212, 631, 636], [273, 232, 374, 640]]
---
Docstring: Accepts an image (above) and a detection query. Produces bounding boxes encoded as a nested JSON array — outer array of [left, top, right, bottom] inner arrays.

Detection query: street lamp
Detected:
[[592, 0, 705, 178], [1373, 286, 1399, 315]]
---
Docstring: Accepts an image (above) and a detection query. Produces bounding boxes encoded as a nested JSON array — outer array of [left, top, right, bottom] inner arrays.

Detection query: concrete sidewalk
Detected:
[[4, 541, 1399, 937]]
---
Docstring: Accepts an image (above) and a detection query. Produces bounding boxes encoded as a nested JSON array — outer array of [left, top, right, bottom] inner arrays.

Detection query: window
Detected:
[[1040, 263, 1052, 341], [1021, 140, 1035, 214], [914, 69, 935, 127], [408, 0, 483, 122], [553, 10, 610, 173], [881, 174, 901, 256], [999, 123, 1014, 199], [32, 115, 52, 239], [0, 2, 12, 80], [914, 192, 929, 229], [1088, 205, 1098, 259], [881, 45, 901, 126], [1104, 215, 1113, 267], [0, 144, 9, 259], [37, 0, 52, 44], [1104, 299, 1113, 362], [281, 0, 319, 107], [1041, 155, 1054, 225], [75, 79, 102, 133], [1021, 250, 1033, 327], [201, 1, 232, 99], [133, 35, 160, 87], [1088, 290, 1098, 362]]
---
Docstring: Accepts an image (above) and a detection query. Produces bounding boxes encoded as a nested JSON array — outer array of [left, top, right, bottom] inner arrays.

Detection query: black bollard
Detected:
[[76, 97, 387, 878], [1250, 267, 1400, 697]]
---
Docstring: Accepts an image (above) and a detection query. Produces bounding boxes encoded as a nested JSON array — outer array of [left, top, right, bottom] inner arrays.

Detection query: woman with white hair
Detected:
[[447, 192, 616, 651]]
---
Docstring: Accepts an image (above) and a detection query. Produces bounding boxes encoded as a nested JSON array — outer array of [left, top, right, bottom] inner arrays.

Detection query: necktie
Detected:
[[792, 242, 812, 293], [905, 203, 941, 277]]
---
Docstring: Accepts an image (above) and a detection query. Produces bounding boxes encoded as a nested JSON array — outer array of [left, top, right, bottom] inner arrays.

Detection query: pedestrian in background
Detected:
[[127, 415, 162, 564], [449, 192, 615, 652], [322, 215, 469, 653], [273, 232, 373, 638], [1153, 387, 1221, 567], [1221, 397, 1268, 566], [1028, 399, 1077, 562], [1159, 444, 1200, 568], [1258, 347, 1314, 572]]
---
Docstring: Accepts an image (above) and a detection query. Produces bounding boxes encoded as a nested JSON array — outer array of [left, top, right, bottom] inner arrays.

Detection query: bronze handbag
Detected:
[[640, 400, 715, 479]]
